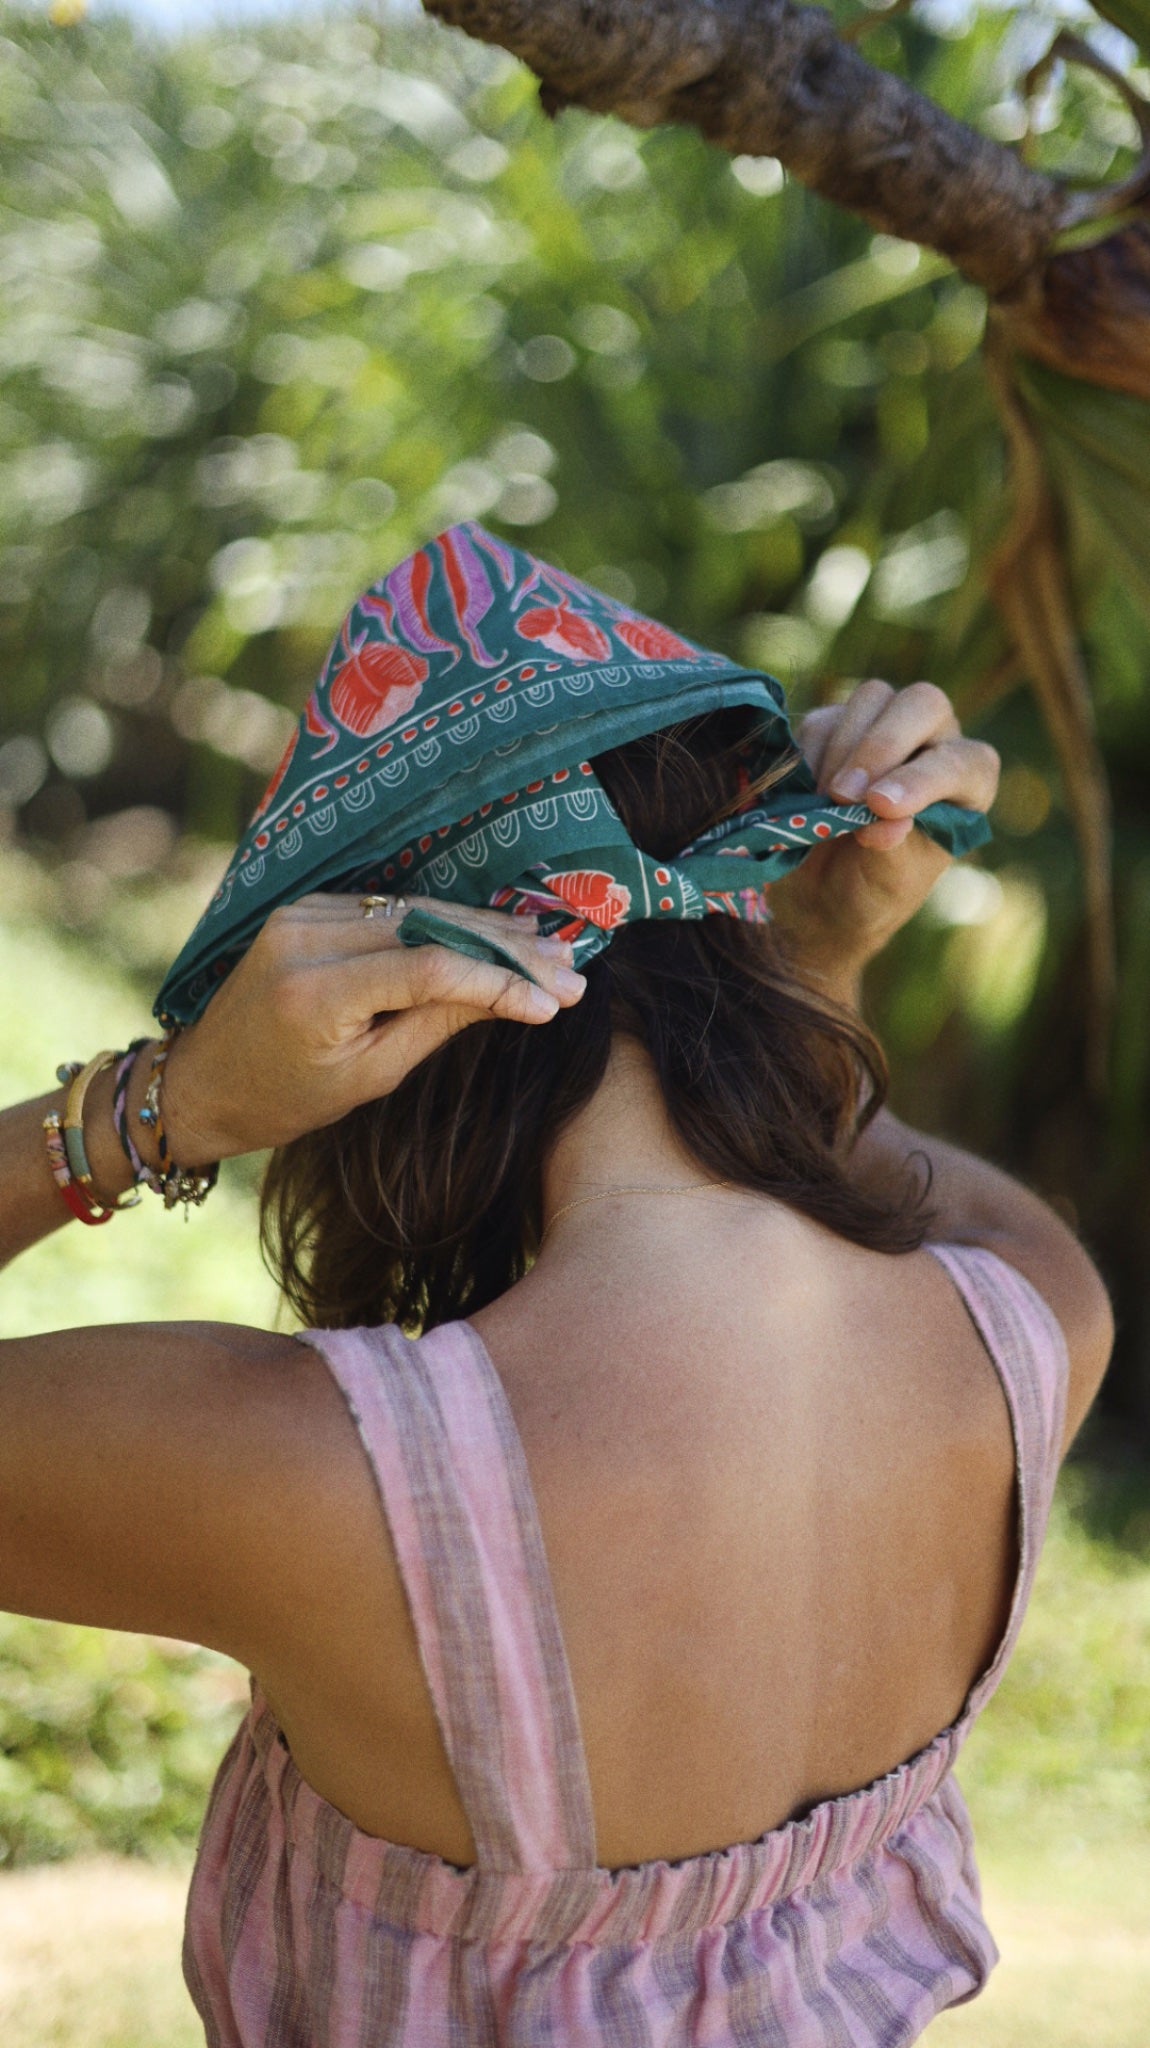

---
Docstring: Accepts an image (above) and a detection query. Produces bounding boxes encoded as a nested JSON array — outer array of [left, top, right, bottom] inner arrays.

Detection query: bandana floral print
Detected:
[[157, 524, 991, 1025]]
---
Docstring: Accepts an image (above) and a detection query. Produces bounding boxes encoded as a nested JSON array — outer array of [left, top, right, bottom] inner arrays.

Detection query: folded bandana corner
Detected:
[[156, 522, 991, 1025]]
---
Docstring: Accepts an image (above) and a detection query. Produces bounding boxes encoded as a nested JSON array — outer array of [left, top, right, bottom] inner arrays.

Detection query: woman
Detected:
[[0, 530, 1113, 2045]]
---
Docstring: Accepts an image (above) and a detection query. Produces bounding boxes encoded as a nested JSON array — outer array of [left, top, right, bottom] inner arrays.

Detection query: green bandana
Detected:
[[156, 523, 991, 1025]]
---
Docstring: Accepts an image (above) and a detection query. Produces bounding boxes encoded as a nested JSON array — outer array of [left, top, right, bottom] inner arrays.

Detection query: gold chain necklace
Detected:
[[539, 1180, 736, 1247]]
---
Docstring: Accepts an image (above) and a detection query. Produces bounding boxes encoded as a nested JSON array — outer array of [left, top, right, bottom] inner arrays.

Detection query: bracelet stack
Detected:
[[43, 1033, 219, 1225], [136, 1035, 219, 1213]]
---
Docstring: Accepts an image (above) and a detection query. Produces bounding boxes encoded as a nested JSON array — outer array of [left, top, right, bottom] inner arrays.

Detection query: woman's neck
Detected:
[[539, 1038, 723, 1237]]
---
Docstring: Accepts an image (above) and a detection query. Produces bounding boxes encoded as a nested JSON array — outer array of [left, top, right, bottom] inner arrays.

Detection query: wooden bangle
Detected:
[[63, 1051, 117, 1183], [62, 1050, 141, 1212]]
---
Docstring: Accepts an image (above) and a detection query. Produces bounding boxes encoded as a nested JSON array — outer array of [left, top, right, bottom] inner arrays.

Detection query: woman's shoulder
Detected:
[[921, 1232, 1107, 1462]]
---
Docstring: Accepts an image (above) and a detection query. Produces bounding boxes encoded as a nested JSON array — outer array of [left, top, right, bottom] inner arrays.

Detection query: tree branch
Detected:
[[424, 0, 1067, 295]]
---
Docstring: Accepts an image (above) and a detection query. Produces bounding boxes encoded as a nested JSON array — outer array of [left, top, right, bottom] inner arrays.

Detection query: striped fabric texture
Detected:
[[184, 1242, 1068, 2046]]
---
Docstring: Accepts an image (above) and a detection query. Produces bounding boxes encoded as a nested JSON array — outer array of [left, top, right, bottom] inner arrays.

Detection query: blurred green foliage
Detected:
[[0, 897, 281, 1338], [6, 0, 1146, 834], [959, 1457, 1150, 1855], [0, 1614, 246, 1865], [0, 2, 1147, 1384]]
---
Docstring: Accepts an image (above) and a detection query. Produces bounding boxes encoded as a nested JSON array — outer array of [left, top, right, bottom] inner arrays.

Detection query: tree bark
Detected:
[[1001, 221, 1150, 405], [424, 0, 1067, 296]]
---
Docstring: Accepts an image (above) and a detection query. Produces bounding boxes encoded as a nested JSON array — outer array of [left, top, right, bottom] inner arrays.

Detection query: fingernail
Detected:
[[869, 779, 906, 805], [526, 987, 560, 1019], [553, 966, 586, 998], [535, 935, 574, 959], [831, 769, 868, 801]]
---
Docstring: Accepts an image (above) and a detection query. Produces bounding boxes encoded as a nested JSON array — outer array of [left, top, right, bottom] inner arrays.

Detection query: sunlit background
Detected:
[[0, 0, 1147, 2039]]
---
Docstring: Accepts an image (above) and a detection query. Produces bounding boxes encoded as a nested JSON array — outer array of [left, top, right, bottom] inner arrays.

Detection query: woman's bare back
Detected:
[[253, 1199, 1017, 1871]]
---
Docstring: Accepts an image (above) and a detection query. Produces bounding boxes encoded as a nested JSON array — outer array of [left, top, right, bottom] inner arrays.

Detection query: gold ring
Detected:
[[360, 894, 409, 920]]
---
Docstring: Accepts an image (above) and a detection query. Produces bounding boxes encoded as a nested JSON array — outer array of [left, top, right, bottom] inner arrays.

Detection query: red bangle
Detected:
[[57, 1173, 116, 1226], [42, 1112, 116, 1226]]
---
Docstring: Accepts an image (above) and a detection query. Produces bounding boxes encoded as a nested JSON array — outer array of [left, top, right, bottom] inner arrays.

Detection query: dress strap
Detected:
[[924, 1241, 1069, 1716], [295, 1320, 598, 1874]]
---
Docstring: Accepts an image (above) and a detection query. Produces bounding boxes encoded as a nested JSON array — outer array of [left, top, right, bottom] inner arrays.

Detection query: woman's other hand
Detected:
[[769, 680, 999, 1000], [160, 899, 586, 1165]]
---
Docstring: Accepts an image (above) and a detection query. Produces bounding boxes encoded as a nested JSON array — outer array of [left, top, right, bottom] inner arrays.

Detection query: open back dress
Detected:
[[183, 1240, 1068, 2047]]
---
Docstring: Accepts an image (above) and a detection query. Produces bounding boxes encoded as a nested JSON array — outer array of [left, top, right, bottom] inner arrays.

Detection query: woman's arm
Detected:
[[770, 678, 1115, 1454], [0, 902, 585, 1654], [851, 1107, 1114, 1456], [0, 1063, 161, 1268]]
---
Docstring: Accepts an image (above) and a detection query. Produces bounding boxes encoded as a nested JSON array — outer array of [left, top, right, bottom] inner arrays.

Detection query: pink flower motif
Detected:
[[516, 605, 612, 662], [613, 617, 696, 661], [329, 642, 430, 737]]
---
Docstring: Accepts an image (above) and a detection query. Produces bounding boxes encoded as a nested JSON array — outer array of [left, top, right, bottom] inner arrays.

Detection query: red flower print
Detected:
[[613, 618, 696, 661], [253, 725, 298, 818], [516, 605, 612, 663], [543, 869, 633, 931], [329, 642, 430, 738]]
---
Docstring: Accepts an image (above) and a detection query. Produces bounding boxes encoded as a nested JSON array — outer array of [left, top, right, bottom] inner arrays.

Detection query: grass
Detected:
[[0, 1857, 202, 2048], [931, 1841, 1150, 2045], [0, 884, 1147, 2039]]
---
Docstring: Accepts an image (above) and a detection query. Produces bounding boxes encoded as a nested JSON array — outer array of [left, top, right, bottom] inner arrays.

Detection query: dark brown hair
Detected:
[[261, 710, 932, 1331]]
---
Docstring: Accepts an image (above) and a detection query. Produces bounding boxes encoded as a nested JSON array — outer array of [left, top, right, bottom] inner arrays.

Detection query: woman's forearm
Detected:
[[0, 1054, 164, 1272], [0, 1093, 75, 1267]]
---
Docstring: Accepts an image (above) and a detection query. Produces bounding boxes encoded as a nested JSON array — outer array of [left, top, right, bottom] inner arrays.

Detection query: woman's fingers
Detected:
[[857, 734, 1000, 822], [851, 815, 917, 852], [806, 679, 896, 792], [287, 892, 540, 932], [795, 681, 997, 857], [794, 705, 845, 786], [356, 1003, 481, 1088], [332, 940, 583, 1037], [818, 681, 959, 800], [261, 895, 574, 988]]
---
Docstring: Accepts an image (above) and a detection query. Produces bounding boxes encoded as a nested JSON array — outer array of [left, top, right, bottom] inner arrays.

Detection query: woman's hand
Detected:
[[159, 897, 586, 1166], [769, 679, 999, 999]]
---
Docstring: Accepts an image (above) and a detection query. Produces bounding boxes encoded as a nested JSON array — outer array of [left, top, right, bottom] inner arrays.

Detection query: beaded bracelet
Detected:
[[42, 1111, 116, 1226], [139, 1036, 174, 1169]]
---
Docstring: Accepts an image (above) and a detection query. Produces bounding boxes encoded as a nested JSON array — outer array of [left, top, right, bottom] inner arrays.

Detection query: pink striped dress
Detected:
[[184, 1241, 1068, 2046]]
